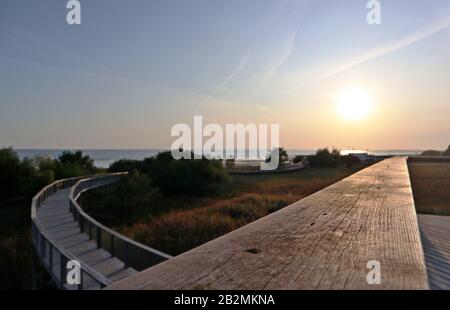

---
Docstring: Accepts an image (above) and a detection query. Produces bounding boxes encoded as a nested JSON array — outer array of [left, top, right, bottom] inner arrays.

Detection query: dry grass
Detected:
[[112, 166, 364, 255], [408, 161, 450, 216]]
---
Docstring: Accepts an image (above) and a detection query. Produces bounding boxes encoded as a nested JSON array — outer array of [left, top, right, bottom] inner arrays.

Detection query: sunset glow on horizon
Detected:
[[1, 1, 450, 151]]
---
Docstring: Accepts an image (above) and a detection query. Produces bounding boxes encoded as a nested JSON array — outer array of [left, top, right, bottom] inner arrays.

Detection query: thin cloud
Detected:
[[322, 15, 450, 79], [262, 31, 298, 82], [201, 52, 251, 106]]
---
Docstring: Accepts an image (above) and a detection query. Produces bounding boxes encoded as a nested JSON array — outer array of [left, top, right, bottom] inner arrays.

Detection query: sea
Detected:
[[14, 149, 424, 169]]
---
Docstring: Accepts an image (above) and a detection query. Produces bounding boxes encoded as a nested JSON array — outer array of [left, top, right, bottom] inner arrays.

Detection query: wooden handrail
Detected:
[[106, 157, 430, 290]]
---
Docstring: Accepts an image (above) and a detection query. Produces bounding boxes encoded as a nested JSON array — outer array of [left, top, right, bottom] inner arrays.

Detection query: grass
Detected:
[[408, 161, 450, 216], [84, 165, 366, 256]]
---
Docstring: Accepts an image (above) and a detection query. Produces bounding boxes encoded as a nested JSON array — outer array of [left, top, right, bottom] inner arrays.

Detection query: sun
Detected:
[[336, 88, 374, 121]]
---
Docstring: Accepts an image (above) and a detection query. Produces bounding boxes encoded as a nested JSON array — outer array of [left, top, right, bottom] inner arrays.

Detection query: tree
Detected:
[[56, 151, 96, 178], [444, 145, 450, 156], [0, 148, 22, 201], [146, 151, 230, 196], [265, 147, 289, 164], [307, 148, 341, 168], [0, 148, 55, 202], [58, 151, 94, 170], [341, 154, 361, 167], [293, 155, 305, 164]]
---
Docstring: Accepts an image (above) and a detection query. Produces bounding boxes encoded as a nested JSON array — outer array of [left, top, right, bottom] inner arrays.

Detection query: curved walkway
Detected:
[[36, 188, 137, 287], [32, 175, 171, 290]]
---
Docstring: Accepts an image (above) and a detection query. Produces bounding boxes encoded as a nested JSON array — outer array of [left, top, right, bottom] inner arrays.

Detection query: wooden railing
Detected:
[[31, 177, 112, 289], [106, 157, 430, 290], [69, 174, 172, 271], [32, 174, 171, 290]]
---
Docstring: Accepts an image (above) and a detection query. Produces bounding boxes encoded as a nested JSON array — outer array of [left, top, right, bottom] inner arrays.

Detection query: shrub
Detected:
[[443, 145, 450, 156], [141, 151, 230, 196], [0, 148, 23, 201], [58, 150, 95, 170], [421, 150, 442, 156], [293, 155, 305, 164], [341, 154, 361, 167], [0, 148, 56, 201], [265, 147, 289, 164], [109, 159, 144, 173], [81, 171, 160, 223], [307, 148, 341, 167]]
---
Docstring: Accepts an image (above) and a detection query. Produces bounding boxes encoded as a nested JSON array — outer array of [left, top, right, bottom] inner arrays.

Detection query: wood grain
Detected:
[[418, 214, 450, 290], [107, 157, 429, 290]]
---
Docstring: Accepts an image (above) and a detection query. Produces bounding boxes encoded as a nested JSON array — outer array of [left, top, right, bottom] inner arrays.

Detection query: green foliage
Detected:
[[109, 151, 230, 196], [0, 148, 97, 288], [54, 151, 95, 178], [58, 150, 94, 169], [0, 148, 56, 202], [421, 150, 442, 156], [82, 171, 160, 224], [307, 148, 341, 167], [109, 159, 143, 173], [443, 145, 450, 156], [225, 158, 235, 168], [341, 154, 361, 167], [293, 155, 305, 164], [265, 147, 289, 164], [0, 148, 22, 201]]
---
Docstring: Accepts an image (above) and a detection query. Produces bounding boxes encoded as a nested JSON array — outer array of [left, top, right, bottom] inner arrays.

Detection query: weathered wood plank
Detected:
[[107, 157, 429, 290], [418, 214, 450, 290]]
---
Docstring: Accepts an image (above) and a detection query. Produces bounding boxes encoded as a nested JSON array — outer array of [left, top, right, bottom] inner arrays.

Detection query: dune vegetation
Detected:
[[82, 150, 366, 256]]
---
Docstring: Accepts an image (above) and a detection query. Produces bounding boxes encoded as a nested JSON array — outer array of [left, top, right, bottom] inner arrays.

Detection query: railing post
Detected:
[[110, 234, 115, 257], [40, 234, 46, 259], [124, 242, 129, 269], [78, 271, 83, 290], [79, 216, 84, 233], [49, 245, 53, 271], [96, 226, 102, 248], [89, 222, 93, 240], [60, 255, 66, 288]]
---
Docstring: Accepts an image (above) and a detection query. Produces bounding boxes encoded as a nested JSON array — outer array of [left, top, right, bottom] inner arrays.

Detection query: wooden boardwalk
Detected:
[[36, 187, 137, 288], [107, 157, 429, 290], [418, 214, 450, 290]]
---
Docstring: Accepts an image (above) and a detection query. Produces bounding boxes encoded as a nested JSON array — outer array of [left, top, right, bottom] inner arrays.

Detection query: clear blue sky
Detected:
[[1, 0, 450, 150]]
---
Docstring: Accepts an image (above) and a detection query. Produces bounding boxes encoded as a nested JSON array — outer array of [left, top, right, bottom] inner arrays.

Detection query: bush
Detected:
[[293, 155, 305, 164], [421, 150, 442, 156], [0, 148, 23, 201], [112, 151, 230, 196], [341, 154, 361, 167], [307, 148, 341, 167], [82, 171, 160, 223], [58, 150, 94, 170], [0, 148, 56, 202], [109, 159, 143, 173], [265, 147, 289, 164], [443, 146, 450, 157], [53, 151, 96, 179]]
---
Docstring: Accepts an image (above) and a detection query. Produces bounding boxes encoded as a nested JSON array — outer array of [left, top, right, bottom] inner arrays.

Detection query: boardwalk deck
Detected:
[[418, 214, 450, 290], [107, 157, 429, 290], [36, 187, 137, 288]]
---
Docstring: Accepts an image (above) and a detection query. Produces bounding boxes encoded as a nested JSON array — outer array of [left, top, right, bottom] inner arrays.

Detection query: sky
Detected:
[[1, 0, 450, 150]]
